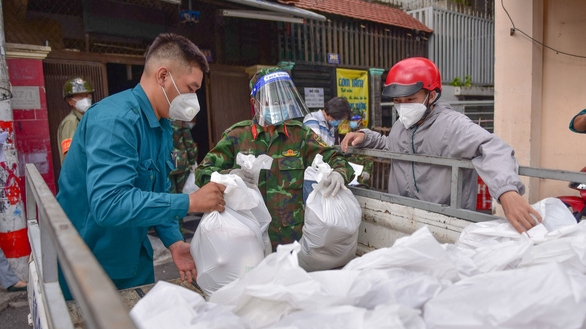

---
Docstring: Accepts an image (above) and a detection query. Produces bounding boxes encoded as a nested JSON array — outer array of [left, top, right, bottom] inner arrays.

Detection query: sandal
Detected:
[[6, 281, 27, 292]]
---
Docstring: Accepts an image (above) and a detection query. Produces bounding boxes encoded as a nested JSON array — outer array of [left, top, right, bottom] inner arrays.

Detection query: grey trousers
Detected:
[[0, 247, 19, 288]]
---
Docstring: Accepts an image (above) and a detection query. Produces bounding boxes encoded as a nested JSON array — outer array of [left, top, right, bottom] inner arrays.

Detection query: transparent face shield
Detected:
[[251, 71, 310, 126]]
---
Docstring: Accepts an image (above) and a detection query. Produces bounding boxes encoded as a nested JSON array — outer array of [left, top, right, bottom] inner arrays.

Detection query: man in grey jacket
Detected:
[[341, 57, 541, 234]]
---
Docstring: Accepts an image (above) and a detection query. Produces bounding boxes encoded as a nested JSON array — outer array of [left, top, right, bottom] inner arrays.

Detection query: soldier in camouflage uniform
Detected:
[[57, 77, 95, 164], [195, 68, 354, 250], [169, 120, 198, 194]]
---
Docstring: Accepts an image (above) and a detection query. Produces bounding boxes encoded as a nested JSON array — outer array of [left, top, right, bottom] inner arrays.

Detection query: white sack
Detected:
[[423, 263, 586, 329], [456, 197, 577, 250], [453, 197, 586, 274], [346, 267, 450, 310], [236, 153, 274, 255], [271, 304, 425, 329], [519, 220, 586, 272], [298, 154, 362, 271], [129, 281, 246, 329], [343, 226, 459, 283], [210, 242, 323, 328], [191, 172, 265, 296], [531, 197, 577, 232], [446, 239, 534, 278], [181, 163, 199, 194]]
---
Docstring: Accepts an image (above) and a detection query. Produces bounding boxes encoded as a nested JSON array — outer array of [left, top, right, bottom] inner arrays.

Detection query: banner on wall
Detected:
[[336, 68, 369, 133]]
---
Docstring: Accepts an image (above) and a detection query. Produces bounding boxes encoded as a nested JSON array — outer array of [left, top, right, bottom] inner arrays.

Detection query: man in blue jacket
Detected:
[[57, 33, 226, 299]]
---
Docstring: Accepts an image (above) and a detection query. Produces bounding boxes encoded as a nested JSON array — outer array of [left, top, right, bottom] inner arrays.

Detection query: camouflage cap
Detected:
[[249, 67, 284, 92]]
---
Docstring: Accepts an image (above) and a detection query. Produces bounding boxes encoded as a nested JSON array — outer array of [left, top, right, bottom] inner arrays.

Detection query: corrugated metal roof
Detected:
[[225, 0, 327, 21], [278, 0, 433, 32]]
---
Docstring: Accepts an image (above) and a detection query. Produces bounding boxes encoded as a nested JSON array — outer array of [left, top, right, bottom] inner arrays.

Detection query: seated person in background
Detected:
[[0, 247, 26, 292], [303, 97, 352, 146]]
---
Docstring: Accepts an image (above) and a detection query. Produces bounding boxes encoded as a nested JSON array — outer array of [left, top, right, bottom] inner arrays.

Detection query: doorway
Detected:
[[192, 81, 209, 164], [106, 63, 143, 95]]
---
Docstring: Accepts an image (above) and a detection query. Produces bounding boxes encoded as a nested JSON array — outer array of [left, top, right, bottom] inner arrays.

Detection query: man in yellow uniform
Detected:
[[57, 77, 94, 164]]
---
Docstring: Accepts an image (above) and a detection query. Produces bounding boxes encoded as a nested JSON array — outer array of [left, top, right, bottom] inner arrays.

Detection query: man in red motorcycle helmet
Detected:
[[341, 57, 542, 234]]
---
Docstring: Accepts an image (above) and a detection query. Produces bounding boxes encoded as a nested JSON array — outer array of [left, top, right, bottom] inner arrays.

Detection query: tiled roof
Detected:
[[278, 0, 433, 33]]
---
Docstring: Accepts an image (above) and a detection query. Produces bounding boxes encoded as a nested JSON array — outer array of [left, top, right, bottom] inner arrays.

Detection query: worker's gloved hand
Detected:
[[320, 171, 346, 198], [361, 171, 370, 182], [230, 169, 255, 185]]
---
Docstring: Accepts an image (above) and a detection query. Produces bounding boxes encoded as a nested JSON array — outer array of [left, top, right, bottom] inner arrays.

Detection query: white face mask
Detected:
[[75, 97, 92, 113], [162, 72, 200, 121], [395, 94, 429, 129]]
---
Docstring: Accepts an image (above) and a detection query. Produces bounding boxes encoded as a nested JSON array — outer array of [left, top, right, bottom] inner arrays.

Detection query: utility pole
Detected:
[[0, 1, 29, 278]]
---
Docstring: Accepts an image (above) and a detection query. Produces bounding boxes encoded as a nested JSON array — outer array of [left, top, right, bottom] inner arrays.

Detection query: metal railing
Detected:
[[345, 147, 586, 223], [25, 164, 137, 329]]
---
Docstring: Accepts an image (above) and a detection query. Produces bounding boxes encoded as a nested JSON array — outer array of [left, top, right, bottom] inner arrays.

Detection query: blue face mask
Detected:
[[260, 104, 290, 125], [349, 121, 359, 129], [328, 119, 341, 127]]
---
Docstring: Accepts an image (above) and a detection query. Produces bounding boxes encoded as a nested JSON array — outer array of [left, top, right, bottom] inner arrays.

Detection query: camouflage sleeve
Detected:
[[194, 132, 237, 187], [303, 127, 355, 183], [182, 127, 198, 165]]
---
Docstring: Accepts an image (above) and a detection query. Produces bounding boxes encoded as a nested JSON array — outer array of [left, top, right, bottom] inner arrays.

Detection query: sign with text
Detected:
[[327, 53, 340, 64], [304, 87, 324, 108], [12, 86, 40, 110], [336, 68, 369, 129]]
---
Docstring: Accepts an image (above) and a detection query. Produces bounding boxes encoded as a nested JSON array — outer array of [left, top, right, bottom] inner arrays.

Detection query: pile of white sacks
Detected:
[[131, 197, 586, 329]]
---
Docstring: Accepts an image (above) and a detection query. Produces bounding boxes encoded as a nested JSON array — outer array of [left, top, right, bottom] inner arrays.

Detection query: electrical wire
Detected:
[[501, 0, 586, 59], [0, 86, 12, 101]]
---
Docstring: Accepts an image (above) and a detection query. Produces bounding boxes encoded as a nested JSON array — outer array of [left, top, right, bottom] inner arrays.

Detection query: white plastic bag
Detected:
[[298, 154, 362, 272], [346, 267, 450, 310], [456, 197, 578, 250], [446, 239, 533, 278], [519, 220, 586, 272], [271, 304, 426, 329], [423, 263, 586, 329], [129, 281, 246, 329], [191, 172, 266, 296], [529, 197, 577, 233], [210, 242, 323, 328], [344, 226, 460, 283], [236, 153, 273, 255], [181, 163, 199, 194]]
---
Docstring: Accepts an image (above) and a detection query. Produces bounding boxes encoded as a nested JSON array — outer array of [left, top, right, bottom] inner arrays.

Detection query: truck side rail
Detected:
[[25, 164, 138, 329], [345, 147, 586, 223]]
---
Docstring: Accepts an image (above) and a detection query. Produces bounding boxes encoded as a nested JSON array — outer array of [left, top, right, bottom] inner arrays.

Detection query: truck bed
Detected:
[[65, 279, 204, 329]]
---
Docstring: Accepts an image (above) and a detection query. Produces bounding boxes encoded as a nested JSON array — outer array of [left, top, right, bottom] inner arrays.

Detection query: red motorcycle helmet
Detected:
[[382, 57, 442, 99]]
